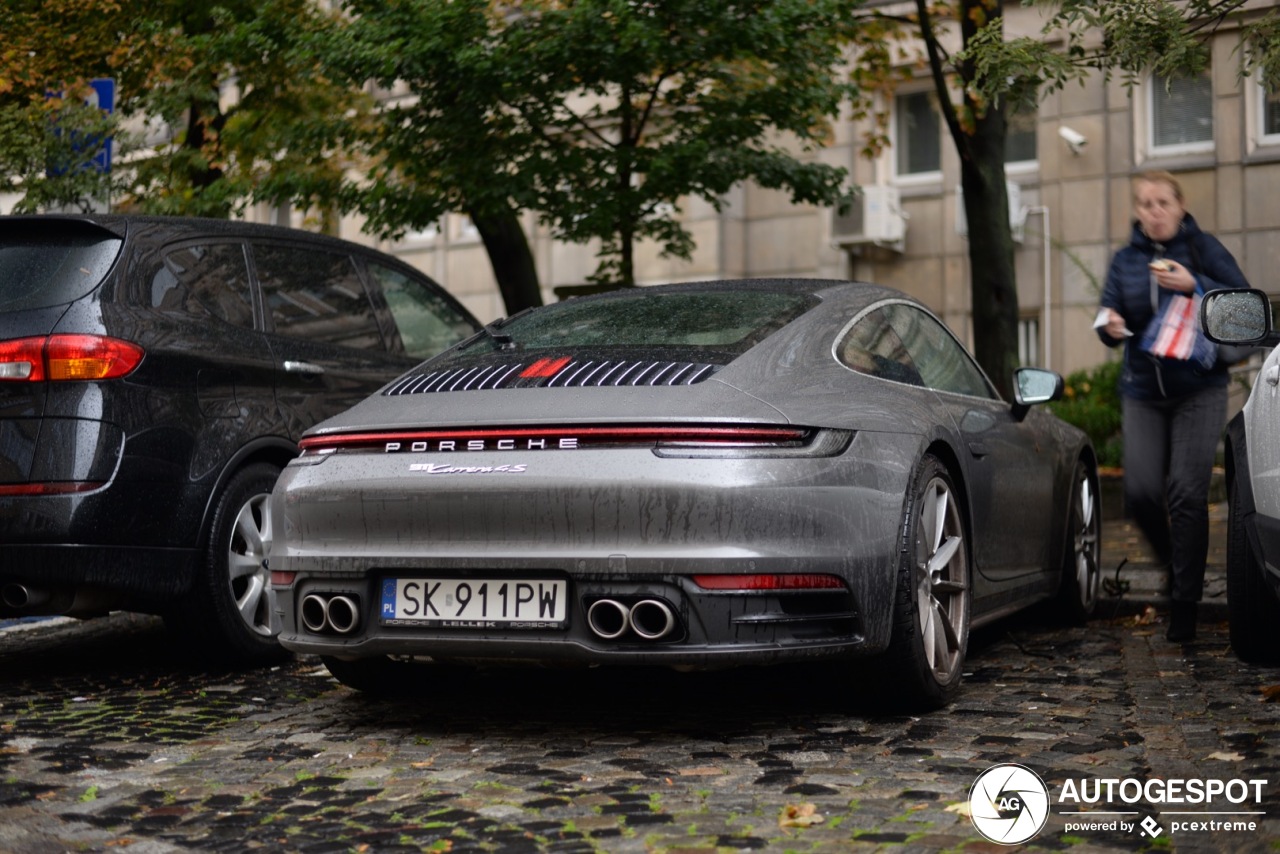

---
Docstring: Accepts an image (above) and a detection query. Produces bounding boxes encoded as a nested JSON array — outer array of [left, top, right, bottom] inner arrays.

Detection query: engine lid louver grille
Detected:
[[384, 359, 721, 396]]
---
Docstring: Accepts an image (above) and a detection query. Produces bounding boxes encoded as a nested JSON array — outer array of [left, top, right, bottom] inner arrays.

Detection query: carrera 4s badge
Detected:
[[409, 463, 529, 474]]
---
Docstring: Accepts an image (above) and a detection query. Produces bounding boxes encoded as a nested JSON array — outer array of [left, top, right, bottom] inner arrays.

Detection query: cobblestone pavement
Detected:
[[2, 502, 1276, 853]]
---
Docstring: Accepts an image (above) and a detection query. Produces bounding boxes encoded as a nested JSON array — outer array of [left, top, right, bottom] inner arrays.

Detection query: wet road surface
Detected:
[[2, 604, 1279, 853]]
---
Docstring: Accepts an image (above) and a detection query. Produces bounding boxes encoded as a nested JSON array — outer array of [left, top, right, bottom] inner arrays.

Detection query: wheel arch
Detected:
[[923, 439, 973, 552], [1224, 412, 1254, 518], [196, 437, 298, 550]]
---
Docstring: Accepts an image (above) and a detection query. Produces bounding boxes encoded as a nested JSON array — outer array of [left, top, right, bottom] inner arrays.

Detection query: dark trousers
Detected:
[[1122, 385, 1227, 603]]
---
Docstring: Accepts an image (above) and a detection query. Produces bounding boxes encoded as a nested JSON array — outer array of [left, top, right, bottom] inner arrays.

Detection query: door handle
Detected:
[[1266, 365, 1279, 387], [284, 360, 325, 375]]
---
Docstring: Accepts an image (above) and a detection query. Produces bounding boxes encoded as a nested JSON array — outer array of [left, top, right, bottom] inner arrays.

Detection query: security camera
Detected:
[[1059, 126, 1087, 154]]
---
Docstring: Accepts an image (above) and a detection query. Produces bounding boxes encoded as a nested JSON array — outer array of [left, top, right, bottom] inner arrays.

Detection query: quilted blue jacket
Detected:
[[1097, 213, 1249, 400]]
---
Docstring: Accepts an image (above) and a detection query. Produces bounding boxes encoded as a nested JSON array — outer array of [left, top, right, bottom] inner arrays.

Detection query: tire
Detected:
[[1056, 460, 1101, 624], [1226, 473, 1280, 663], [165, 462, 289, 667], [871, 454, 970, 711]]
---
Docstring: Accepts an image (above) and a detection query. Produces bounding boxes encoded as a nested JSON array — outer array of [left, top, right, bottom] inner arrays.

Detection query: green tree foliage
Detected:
[[0, 0, 362, 219], [315, 0, 863, 309], [1048, 360, 1123, 468]]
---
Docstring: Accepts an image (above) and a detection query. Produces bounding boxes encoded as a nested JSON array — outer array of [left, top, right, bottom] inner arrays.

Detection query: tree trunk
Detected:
[[469, 206, 544, 316], [932, 0, 1019, 402], [960, 145, 1020, 402]]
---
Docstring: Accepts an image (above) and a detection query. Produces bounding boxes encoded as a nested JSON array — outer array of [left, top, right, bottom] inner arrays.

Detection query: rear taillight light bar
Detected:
[[0, 335, 144, 382], [692, 574, 847, 591], [299, 425, 814, 455]]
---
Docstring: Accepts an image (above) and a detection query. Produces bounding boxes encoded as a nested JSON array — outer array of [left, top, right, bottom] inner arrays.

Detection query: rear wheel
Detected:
[[1227, 474, 1280, 663], [165, 462, 288, 666], [1056, 460, 1101, 624], [871, 454, 970, 711]]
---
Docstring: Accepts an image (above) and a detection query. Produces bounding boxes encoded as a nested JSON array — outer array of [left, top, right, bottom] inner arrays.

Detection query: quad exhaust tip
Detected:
[[586, 598, 677, 641], [301, 593, 361, 635]]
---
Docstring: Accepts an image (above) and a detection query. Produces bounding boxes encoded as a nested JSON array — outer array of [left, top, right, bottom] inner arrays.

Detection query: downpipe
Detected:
[[2, 583, 49, 609], [0, 584, 119, 616]]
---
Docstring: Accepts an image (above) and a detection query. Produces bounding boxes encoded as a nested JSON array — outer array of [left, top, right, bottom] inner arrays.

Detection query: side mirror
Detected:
[[1011, 367, 1064, 421], [1201, 288, 1274, 345]]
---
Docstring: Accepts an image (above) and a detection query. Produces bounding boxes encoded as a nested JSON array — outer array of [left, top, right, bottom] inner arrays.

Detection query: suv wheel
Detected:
[[165, 462, 288, 666]]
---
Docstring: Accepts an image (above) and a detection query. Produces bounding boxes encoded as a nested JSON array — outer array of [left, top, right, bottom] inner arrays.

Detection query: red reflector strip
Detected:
[[270, 571, 298, 587], [520, 356, 571, 378], [300, 425, 809, 452], [691, 574, 846, 591], [0, 482, 104, 496]]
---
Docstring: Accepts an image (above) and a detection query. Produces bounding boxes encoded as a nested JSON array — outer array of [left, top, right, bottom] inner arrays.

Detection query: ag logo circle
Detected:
[[969, 763, 1050, 845]]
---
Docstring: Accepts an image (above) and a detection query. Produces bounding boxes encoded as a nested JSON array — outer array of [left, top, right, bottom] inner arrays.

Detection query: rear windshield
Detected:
[[0, 223, 122, 312], [469, 288, 818, 356]]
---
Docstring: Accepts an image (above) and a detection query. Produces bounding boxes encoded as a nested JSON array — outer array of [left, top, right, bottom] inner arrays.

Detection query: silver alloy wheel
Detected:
[[227, 492, 274, 638], [915, 475, 968, 681], [1072, 468, 1101, 610]]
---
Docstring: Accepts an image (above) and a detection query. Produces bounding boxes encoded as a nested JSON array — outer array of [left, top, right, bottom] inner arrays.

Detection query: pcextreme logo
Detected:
[[968, 764, 1270, 845]]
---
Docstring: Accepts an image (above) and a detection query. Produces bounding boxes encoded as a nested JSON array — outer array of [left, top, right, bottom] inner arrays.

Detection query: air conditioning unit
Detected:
[[956, 180, 1027, 243], [831, 185, 907, 252]]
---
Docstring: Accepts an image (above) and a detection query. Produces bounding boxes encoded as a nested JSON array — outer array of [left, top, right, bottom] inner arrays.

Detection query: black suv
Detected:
[[0, 215, 480, 662]]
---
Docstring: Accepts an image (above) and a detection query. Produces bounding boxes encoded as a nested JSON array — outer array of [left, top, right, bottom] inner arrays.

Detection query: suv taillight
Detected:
[[0, 335, 145, 382]]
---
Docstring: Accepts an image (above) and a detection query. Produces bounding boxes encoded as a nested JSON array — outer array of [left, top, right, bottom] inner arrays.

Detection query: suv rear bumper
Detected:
[[0, 544, 199, 617]]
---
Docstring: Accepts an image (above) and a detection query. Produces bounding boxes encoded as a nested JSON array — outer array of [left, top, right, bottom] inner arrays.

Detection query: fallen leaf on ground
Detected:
[[779, 803, 825, 828], [1205, 751, 1245, 762], [1260, 684, 1280, 702], [945, 802, 971, 817], [1132, 605, 1159, 626]]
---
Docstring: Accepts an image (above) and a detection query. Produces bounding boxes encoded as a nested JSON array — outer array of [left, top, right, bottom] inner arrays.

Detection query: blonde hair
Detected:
[[1134, 169, 1184, 203]]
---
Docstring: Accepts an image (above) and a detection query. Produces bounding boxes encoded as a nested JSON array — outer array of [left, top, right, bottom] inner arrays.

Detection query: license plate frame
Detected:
[[379, 577, 568, 628]]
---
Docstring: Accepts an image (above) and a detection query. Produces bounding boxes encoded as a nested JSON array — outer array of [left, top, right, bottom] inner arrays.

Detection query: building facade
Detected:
[[326, 2, 1278, 392]]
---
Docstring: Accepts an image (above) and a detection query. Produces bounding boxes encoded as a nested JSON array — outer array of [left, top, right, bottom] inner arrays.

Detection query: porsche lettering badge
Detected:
[[386, 438, 578, 452]]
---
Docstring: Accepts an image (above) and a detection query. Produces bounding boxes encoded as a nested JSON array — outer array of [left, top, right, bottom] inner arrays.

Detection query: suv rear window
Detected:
[[0, 222, 122, 312]]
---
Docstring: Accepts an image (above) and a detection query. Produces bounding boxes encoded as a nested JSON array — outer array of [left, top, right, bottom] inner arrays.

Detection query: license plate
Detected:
[[380, 578, 567, 628]]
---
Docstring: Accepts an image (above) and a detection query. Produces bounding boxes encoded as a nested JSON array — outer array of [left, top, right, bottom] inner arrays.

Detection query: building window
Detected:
[[1149, 71, 1213, 153], [1005, 105, 1037, 166], [895, 90, 942, 179], [1018, 316, 1040, 367], [1259, 79, 1280, 142]]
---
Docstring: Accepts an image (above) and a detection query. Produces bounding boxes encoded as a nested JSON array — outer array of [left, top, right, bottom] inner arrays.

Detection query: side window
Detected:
[[365, 261, 476, 359], [883, 304, 994, 399], [151, 243, 254, 328], [253, 244, 385, 351], [837, 307, 925, 387]]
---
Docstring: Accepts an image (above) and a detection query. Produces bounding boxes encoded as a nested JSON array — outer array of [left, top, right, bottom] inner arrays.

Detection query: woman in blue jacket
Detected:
[[1096, 169, 1249, 642]]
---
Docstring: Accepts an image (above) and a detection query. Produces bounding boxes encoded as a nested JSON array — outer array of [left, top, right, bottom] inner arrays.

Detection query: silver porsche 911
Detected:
[[269, 279, 1100, 709]]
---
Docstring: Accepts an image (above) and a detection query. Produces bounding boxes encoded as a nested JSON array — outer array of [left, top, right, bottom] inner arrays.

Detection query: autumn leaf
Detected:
[[1205, 751, 1246, 762], [779, 803, 825, 828]]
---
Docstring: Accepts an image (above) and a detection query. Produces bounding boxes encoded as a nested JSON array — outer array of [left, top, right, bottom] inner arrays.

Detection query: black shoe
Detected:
[[1166, 600, 1197, 642]]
